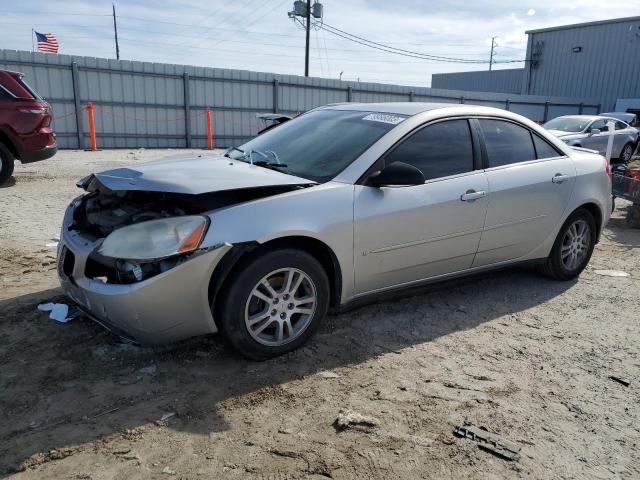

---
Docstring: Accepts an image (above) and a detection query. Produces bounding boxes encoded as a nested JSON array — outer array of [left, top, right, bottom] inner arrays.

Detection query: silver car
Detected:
[[58, 103, 612, 359], [543, 115, 638, 163]]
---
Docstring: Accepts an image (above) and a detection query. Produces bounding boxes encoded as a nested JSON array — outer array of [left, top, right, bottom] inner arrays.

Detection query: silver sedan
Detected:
[[543, 114, 639, 163], [58, 103, 612, 359]]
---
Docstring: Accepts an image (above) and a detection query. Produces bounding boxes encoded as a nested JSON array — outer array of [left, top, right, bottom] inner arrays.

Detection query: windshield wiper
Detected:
[[253, 160, 289, 168], [223, 146, 244, 158]]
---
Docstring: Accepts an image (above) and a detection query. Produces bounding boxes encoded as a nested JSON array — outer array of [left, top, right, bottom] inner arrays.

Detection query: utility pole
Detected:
[[288, 1, 323, 77], [112, 3, 120, 60], [489, 36, 497, 71], [304, 1, 311, 76]]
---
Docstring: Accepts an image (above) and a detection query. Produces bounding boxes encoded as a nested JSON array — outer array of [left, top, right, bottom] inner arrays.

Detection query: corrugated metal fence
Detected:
[[431, 69, 525, 95], [0, 49, 601, 149]]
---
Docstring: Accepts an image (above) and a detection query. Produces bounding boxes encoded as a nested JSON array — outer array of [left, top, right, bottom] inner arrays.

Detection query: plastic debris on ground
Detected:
[[454, 423, 521, 461], [593, 270, 630, 277], [37, 303, 78, 323]]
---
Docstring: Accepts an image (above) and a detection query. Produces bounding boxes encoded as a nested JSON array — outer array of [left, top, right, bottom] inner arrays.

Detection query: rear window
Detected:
[[479, 119, 536, 167], [0, 86, 13, 100], [533, 134, 562, 159], [16, 77, 42, 100], [0, 73, 41, 100]]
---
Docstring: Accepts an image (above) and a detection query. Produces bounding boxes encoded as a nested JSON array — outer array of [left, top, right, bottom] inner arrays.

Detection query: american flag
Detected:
[[35, 31, 59, 53]]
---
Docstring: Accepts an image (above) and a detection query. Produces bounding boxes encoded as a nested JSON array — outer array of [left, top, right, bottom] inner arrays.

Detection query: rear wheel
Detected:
[[620, 143, 634, 163], [0, 142, 15, 186], [539, 208, 596, 280], [218, 248, 330, 360]]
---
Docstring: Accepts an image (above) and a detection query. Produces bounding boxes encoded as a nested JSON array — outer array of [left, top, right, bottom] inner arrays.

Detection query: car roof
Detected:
[[320, 102, 476, 116], [553, 114, 622, 122]]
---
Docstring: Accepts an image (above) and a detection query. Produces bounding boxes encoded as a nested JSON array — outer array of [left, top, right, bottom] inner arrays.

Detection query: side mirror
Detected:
[[369, 161, 425, 187], [589, 128, 601, 136]]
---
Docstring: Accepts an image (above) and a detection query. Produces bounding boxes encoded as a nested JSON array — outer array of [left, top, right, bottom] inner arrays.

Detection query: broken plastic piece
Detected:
[[37, 303, 74, 323], [454, 424, 521, 461], [608, 376, 630, 387], [593, 270, 630, 277]]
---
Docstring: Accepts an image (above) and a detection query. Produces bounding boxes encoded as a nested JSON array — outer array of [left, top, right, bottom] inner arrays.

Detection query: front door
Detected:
[[581, 119, 610, 155], [473, 119, 576, 266], [353, 119, 489, 295]]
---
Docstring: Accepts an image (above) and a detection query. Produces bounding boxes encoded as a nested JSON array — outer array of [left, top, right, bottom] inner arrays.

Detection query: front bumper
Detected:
[[57, 204, 231, 345]]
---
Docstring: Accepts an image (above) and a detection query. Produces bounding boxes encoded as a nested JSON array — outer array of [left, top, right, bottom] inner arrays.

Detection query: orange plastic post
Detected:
[[86, 102, 97, 151], [206, 107, 213, 149]]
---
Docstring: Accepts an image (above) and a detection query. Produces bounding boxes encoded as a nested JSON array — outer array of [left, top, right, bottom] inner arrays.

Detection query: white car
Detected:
[[543, 115, 638, 163], [58, 103, 613, 359]]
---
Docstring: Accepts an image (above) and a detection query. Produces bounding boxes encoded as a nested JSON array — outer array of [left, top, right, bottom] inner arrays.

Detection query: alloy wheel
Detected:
[[560, 219, 591, 271], [622, 144, 633, 163], [244, 267, 317, 346]]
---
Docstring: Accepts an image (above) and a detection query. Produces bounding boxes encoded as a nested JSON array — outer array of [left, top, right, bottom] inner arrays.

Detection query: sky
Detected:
[[0, 0, 635, 87]]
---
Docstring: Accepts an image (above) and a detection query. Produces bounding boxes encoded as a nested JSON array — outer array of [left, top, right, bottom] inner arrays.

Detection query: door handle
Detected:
[[460, 190, 486, 202], [552, 174, 571, 184]]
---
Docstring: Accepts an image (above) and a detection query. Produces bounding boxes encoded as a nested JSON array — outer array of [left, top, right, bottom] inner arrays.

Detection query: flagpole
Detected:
[[31, 28, 34, 52]]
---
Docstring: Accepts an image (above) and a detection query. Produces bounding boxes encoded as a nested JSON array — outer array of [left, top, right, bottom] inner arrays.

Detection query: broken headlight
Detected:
[[97, 215, 209, 261]]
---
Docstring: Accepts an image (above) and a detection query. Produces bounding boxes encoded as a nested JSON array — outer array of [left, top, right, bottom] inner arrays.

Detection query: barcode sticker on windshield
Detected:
[[362, 113, 405, 125]]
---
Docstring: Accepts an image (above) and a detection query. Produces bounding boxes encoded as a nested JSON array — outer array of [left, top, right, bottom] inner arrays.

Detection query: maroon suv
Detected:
[[0, 69, 57, 184]]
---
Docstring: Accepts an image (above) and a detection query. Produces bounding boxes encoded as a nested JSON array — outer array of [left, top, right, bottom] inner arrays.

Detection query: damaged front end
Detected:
[[68, 174, 310, 285]]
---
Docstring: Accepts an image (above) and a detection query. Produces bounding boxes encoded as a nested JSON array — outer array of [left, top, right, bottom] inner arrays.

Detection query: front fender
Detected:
[[201, 182, 356, 302]]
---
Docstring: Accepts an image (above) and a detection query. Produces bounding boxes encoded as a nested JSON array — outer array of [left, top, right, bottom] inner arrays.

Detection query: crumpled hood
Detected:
[[87, 155, 315, 194]]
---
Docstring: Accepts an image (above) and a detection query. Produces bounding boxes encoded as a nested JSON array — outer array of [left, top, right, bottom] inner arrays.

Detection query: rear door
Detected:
[[473, 118, 576, 267], [353, 118, 489, 294]]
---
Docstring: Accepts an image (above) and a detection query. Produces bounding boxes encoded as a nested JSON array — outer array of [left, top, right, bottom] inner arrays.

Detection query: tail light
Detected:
[[603, 155, 612, 178], [19, 107, 52, 128]]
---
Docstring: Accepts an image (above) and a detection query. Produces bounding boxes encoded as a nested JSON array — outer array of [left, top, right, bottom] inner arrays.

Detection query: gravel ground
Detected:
[[0, 150, 639, 479]]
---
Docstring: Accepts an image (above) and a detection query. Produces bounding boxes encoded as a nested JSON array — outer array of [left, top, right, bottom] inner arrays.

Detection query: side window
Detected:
[[479, 119, 536, 167], [385, 119, 474, 180], [590, 120, 608, 132], [533, 134, 562, 159], [615, 121, 627, 130], [0, 87, 12, 100]]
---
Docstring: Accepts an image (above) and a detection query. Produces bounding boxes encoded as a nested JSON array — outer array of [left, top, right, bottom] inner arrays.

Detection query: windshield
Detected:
[[226, 109, 406, 182], [543, 117, 590, 133]]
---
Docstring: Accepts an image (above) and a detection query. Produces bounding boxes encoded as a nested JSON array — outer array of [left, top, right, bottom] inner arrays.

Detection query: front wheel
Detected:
[[539, 208, 596, 280], [218, 248, 330, 360], [0, 143, 15, 186], [620, 143, 634, 164]]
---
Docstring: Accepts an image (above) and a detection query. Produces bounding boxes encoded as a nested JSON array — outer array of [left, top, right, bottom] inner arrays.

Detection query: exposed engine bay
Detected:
[[71, 174, 309, 238], [68, 175, 311, 284]]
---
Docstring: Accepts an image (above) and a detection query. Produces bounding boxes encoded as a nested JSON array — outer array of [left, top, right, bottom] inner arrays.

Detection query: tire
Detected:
[[619, 142, 634, 164], [627, 205, 640, 229], [538, 208, 597, 280], [218, 248, 330, 360], [0, 142, 15, 186]]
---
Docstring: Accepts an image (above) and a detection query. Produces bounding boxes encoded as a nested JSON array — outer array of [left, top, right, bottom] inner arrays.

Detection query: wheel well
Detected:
[[209, 236, 343, 318], [578, 202, 603, 240], [0, 130, 18, 157]]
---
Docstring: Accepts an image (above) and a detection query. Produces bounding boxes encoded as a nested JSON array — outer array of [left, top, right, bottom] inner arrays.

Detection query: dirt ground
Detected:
[[1, 150, 639, 479]]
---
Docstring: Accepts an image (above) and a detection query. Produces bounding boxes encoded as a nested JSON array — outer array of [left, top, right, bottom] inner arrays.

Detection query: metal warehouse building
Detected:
[[432, 16, 640, 113]]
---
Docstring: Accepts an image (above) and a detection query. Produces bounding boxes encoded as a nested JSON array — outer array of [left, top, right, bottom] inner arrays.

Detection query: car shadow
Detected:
[[0, 267, 575, 473], [602, 205, 640, 249], [0, 176, 16, 188]]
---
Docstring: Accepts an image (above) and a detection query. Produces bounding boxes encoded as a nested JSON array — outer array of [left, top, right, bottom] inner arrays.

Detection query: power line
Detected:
[[321, 22, 526, 64], [3, 10, 111, 17], [322, 22, 484, 63]]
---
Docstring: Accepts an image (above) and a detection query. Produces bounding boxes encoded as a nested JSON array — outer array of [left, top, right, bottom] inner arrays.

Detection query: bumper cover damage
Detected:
[[58, 203, 232, 345]]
